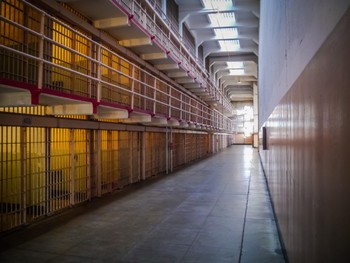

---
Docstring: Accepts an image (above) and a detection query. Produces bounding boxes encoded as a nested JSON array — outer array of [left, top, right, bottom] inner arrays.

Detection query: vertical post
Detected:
[[96, 130, 101, 197], [180, 93, 183, 120], [153, 78, 156, 115], [129, 132, 133, 184], [168, 87, 172, 118], [141, 132, 146, 180], [69, 129, 75, 206], [89, 130, 95, 198], [165, 128, 169, 174], [86, 130, 91, 200], [20, 127, 27, 225], [37, 13, 45, 89], [184, 133, 187, 163], [45, 127, 51, 213], [253, 83, 259, 148], [131, 65, 135, 110], [97, 45, 102, 103], [170, 127, 173, 172]]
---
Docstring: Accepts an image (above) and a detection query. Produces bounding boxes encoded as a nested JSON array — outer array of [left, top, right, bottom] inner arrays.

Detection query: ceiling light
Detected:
[[202, 0, 233, 10], [227, 61, 243, 68], [219, 40, 240, 51], [229, 69, 245, 75]]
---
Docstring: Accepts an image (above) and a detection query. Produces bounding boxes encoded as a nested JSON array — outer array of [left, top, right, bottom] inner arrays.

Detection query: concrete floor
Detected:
[[0, 145, 285, 263]]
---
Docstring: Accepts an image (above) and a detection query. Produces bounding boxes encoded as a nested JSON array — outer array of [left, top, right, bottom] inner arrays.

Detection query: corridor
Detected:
[[0, 146, 284, 263]]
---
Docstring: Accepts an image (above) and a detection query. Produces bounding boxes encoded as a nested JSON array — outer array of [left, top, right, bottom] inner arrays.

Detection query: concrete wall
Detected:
[[259, 1, 350, 262], [259, 0, 349, 126]]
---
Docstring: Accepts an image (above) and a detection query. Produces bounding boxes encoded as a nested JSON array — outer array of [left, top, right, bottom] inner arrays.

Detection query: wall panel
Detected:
[[260, 9, 350, 262]]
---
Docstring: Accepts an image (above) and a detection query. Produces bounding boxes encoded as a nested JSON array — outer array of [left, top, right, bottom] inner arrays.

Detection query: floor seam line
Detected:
[[238, 166, 252, 263]]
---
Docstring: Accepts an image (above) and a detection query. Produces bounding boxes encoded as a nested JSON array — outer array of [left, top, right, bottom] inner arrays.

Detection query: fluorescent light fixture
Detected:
[[208, 12, 236, 27], [227, 61, 243, 69], [219, 40, 240, 51], [214, 28, 238, 39], [202, 0, 233, 10], [229, 69, 245, 75]]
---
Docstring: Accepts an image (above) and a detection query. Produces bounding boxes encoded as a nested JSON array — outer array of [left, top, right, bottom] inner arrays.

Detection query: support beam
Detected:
[[155, 63, 179, 70], [95, 108, 128, 119], [0, 91, 31, 106], [149, 117, 167, 125], [176, 78, 195, 84], [167, 119, 180, 127], [140, 52, 167, 60], [180, 121, 189, 128], [189, 19, 259, 30], [209, 54, 258, 67], [167, 71, 188, 78], [93, 17, 129, 29], [183, 83, 201, 89], [123, 112, 151, 123], [188, 123, 196, 129], [119, 37, 152, 47], [46, 103, 93, 115]]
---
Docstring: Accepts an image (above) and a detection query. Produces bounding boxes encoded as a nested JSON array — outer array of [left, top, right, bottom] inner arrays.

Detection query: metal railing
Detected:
[[114, 0, 234, 115], [0, 0, 233, 130]]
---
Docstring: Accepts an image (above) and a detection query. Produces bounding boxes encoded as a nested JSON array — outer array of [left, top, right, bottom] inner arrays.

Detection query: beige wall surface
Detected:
[[259, 0, 349, 126], [260, 9, 350, 262]]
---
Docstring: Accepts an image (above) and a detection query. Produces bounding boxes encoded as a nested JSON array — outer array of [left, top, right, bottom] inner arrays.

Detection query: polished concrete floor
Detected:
[[0, 145, 285, 263]]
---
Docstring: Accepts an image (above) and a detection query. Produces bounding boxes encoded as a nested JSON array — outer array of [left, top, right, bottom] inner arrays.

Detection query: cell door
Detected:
[[73, 129, 90, 204], [48, 128, 90, 212], [130, 131, 141, 183]]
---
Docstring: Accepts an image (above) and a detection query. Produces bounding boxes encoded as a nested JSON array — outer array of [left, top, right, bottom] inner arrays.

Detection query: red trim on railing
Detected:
[[0, 78, 37, 91], [41, 88, 96, 104]]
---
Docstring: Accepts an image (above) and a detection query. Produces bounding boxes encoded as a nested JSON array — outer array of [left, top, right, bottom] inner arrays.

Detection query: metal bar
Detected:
[[20, 127, 27, 225], [69, 129, 75, 205], [96, 130, 101, 197]]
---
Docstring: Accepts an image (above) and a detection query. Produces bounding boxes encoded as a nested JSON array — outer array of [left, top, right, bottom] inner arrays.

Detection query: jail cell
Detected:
[[100, 130, 121, 193], [172, 133, 186, 168], [154, 133, 166, 175], [118, 131, 131, 188], [48, 128, 71, 213], [144, 132, 154, 179], [0, 126, 24, 232], [0, 0, 41, 85], [146, 132, 166, 178], [198, 134, 209, 158], [25, 127, 46, 220], [72, 129, 90, 204], [185, 134, 196, 162], [155, 81, 169, 116], [100, 130, 114, 194], [100, 49, 131, 106], [130, 132, 141, 184]]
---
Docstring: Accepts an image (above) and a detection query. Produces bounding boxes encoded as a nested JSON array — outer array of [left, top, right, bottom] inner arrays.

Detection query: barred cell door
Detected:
[[47, 128, 90, 212], [72, 129, 90, 204], [130, 131, 141, 183], [0, 126, 25, 232], [47, 128, 71, 213]]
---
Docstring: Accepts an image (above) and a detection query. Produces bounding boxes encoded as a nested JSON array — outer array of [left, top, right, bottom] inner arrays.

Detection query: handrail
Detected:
[[112, 0, 233, 115], [1, 0, 233, 131]]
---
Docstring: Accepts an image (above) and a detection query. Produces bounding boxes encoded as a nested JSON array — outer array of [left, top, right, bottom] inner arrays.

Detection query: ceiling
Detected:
[[176, 0, 259, 102]]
